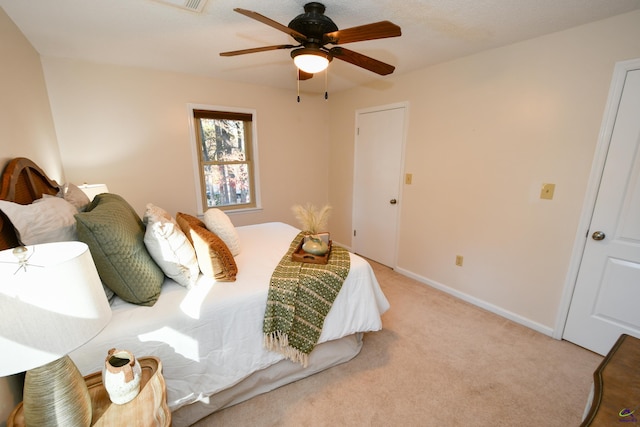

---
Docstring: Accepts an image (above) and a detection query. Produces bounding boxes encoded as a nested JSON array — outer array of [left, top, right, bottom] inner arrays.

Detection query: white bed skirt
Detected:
[[172, 333, 364, 427]]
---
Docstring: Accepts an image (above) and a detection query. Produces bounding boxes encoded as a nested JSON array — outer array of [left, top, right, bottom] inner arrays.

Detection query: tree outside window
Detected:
[[193, 109, 256, 210]]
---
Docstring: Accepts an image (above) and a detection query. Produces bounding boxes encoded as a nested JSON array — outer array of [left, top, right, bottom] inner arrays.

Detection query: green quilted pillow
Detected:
[[75, 193, 164, 306]]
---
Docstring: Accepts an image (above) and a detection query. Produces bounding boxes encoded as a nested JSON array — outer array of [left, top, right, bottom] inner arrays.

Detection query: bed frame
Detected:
[[0, 157, 61, 250]]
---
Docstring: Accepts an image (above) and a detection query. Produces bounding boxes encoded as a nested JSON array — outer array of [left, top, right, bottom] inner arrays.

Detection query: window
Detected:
[[190, 107, 259, 212]]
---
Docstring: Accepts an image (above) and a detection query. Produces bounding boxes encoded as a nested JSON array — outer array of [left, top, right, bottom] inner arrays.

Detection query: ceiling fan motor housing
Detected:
[[288, 2, 338, 44], [221, 2, 401, 77]]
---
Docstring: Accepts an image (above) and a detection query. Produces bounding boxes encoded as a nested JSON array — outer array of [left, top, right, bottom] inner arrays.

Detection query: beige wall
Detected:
[[0, 7, 63, 426], [0, 8, 62, 178], [41, 57, 331, 226], [328, 10, 640, 332]]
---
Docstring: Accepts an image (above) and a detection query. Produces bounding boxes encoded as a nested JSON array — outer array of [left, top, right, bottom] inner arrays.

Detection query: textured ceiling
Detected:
[[2, 0, 640, 93]]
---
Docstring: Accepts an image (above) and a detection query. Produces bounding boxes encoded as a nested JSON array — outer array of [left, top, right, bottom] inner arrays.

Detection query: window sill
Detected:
[[203, 206, 263, 216]]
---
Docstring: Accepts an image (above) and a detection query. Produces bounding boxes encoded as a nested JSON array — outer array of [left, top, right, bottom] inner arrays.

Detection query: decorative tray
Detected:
[[292, 239, 332, 265]]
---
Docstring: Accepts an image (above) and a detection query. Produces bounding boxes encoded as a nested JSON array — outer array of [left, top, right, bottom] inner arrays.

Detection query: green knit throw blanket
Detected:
[[263, 232, 350, 367]]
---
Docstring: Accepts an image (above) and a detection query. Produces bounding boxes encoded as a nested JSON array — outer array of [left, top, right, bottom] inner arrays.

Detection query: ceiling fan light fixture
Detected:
[[292, 48, 332, 74]]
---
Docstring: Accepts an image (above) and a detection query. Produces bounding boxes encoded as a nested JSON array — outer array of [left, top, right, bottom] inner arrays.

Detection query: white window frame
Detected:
[[187, 103, 262, 215]]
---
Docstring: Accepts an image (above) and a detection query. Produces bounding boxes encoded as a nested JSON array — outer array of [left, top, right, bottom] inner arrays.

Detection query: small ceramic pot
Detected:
[[102, 348, 142, 405], [302, 235, 329, 255]]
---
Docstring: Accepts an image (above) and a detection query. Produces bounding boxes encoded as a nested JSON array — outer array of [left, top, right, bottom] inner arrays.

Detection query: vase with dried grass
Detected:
[[292, 203, 331, 255]]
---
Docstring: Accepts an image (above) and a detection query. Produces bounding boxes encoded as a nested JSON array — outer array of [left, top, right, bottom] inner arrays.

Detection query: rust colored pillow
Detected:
[[176, 212, 237, 282]]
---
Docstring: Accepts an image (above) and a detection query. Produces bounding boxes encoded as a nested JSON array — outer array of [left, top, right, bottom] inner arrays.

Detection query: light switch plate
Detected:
[[405, 173, 413, 185], [540, 183, 555, 200]]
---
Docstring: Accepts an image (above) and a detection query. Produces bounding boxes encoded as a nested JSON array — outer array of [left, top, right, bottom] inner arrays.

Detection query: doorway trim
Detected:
[[352, 101, 409, 269], [554, 58, 640, 339]]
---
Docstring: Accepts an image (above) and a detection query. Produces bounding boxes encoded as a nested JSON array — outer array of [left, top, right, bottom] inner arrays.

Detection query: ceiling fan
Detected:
[[220, 2, 402, 81]]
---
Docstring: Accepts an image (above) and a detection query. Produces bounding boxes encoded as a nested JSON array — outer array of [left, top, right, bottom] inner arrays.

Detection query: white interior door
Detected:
[[352, 104, 406, 267], [563, 65, 640, 355]]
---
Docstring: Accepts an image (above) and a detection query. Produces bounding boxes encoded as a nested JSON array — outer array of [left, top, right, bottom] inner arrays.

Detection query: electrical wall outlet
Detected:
[[455, 255, 463, 266]]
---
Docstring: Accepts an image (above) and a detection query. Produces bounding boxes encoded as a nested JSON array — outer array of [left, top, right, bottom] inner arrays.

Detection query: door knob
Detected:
[[592, 231, 606, 241], [390, 199, 397, 205]]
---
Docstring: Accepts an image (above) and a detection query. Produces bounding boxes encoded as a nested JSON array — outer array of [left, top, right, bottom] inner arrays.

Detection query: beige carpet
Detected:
[[192, 261, 602, 426]]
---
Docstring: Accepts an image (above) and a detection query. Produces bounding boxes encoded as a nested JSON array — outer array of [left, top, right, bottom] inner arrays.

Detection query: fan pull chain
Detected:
[[324, 67, 329, 100], [297, 69, 301, 102]]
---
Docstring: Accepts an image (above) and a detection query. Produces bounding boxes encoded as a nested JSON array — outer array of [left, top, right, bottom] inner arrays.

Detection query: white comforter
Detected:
[[70, 222, 389, 411]]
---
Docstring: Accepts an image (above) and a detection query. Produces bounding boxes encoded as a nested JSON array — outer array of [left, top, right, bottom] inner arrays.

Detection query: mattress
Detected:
[[69, 222, 390, 412]]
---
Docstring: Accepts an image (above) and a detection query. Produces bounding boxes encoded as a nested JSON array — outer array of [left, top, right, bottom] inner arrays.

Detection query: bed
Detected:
[[0, 157, 390, 426]]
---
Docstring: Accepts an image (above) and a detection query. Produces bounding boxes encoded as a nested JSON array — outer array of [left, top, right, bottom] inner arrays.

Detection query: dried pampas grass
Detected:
[[292, 203, 331, 234]]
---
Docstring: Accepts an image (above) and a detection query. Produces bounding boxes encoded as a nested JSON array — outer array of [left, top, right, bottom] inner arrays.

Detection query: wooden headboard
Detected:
[[0, 157, 60, 250]]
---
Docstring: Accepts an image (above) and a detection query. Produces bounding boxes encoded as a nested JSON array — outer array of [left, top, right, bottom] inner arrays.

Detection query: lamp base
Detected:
[[23, 355, 92, 427]]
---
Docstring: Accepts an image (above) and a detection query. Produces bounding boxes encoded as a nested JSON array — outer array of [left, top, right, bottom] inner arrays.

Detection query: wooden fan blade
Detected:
[[234, 8, 308, 42], [220, 44, 295, 56], [298, 70, 313, 81], [330, 47, 395, 75], [324, 21, 401, 45]]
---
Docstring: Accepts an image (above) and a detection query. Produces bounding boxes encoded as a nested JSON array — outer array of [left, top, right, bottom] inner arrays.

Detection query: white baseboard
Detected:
[[394, 266, 555, 337]]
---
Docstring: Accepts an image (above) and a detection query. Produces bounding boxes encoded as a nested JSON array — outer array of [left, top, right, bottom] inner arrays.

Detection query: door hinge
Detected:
[[353, 230, 357, 237]]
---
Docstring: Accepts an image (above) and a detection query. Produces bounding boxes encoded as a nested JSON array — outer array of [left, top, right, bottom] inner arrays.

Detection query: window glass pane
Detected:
[[203, 163, 252, 207], [199, 118, 246, 162], [192, 106, 257, 212]]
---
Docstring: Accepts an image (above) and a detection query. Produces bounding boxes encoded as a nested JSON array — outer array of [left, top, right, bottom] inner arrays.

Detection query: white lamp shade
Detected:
[[0, 242, 112, 377], [77, 183, 109, 201]]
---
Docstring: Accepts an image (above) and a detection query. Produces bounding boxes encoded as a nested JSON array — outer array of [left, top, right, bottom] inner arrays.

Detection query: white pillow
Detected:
[[203, 208, 241, 256], [143, 203, 199, 288], [0, 197, 78, 245]]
